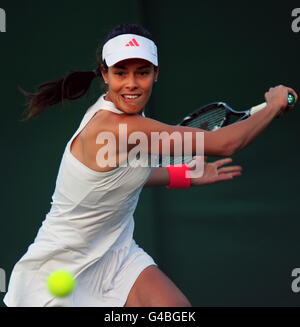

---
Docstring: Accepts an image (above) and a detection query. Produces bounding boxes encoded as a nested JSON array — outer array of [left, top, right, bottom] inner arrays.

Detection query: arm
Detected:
[[120, 85, 297, 158], [144, 157, 242, 188], [221, 85, 297, 155], [144, 167, 170, 187]]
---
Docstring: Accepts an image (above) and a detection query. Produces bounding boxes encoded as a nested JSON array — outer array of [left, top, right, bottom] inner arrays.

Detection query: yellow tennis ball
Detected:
[[47, 270, 76, 298]]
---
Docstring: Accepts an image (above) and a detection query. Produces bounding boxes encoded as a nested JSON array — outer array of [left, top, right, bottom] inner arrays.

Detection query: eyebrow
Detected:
[[113, 64, 151, 70]]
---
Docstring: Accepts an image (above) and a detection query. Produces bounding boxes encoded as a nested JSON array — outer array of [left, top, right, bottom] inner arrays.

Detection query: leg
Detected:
[[124, 265, 192, 307]]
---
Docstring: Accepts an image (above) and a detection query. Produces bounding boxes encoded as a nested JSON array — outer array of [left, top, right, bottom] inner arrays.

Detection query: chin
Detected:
[[121, 103, 145, 115], [124, 107, 143, 115]]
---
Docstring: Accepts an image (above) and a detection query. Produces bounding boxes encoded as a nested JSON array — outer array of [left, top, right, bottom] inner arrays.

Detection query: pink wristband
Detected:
[[166, 164, 191, 189]]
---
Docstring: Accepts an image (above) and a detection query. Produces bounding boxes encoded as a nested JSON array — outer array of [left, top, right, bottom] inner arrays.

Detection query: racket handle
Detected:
[[249, 93, 295, 115], [250, 102, 267, 115], [288, 93, 295, 105]]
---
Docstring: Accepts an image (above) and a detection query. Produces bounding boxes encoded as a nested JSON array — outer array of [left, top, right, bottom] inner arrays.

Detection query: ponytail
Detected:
[[19, 23, 154, 121], [19, 65, 103, 121]]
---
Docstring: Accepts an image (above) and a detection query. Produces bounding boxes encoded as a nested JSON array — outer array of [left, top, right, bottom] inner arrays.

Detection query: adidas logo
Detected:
[[125, 38, 140, 47]]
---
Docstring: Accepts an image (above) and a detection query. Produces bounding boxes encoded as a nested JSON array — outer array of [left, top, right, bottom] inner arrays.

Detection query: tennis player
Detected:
[[4, 24, 297, 307]]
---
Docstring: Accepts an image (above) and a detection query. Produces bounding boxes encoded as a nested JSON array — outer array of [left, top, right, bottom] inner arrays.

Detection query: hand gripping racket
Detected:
[[158, 93, 295, 166]]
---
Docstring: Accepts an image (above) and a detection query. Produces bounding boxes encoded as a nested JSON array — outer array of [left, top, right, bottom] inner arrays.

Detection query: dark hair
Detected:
[[19, 24, 156, 121]]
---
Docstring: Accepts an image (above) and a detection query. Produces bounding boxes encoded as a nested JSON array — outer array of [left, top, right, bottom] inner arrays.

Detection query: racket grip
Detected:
[[250, 93, 295, 116], [288, 93, 295, 105]]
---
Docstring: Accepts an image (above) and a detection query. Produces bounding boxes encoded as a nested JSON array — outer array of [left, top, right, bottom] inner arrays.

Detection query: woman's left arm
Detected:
[[143, 157, 242, 188], [143, 166, 170, 188]]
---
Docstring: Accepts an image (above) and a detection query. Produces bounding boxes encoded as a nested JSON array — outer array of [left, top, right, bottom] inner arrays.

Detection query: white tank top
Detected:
[[4, 94, 153, 306]]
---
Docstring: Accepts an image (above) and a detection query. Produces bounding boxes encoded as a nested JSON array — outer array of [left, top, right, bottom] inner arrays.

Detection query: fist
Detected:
[[265, 85, 298, 117]]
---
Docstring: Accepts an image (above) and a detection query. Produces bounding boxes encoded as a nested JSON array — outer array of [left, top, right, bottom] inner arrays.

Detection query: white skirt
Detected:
[[4, 239, 157, 307]]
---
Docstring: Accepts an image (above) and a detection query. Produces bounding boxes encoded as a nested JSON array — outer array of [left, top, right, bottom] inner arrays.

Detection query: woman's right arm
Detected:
[[119, 85, 297, 157], [213, 85, 298, 156]]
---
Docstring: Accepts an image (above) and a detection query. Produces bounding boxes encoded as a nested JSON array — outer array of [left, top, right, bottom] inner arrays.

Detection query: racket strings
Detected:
[[186, 107, 227, 130]]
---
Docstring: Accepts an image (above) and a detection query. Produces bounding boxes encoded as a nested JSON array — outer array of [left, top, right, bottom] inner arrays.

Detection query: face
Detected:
[[101, 58, 159, 115]]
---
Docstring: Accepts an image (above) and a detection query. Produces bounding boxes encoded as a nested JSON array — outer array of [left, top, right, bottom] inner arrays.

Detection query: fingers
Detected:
[[229, 171, 242, 177], [213, 157, 243, 174], [218, 165, 242, 174], [214, 171, 242, 182], [265, 85, 297, 115], [214, 157, 233, 168], [210, 157, 243, 175]]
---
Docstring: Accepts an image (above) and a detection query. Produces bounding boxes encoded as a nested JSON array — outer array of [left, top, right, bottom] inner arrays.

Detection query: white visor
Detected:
[[102, 34, 158, 67]]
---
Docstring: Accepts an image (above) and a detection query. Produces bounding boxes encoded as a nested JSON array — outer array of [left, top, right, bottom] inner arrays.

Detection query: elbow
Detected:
[[205, 131, 240, 157], [221, 140, 238, 157]]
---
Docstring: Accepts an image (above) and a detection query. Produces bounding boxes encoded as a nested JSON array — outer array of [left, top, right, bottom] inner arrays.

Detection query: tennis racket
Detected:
[[158, 93, 295, 166]]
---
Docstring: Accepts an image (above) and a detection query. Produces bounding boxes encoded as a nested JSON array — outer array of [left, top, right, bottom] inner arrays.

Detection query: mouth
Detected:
[[121, 94, 142, 102]]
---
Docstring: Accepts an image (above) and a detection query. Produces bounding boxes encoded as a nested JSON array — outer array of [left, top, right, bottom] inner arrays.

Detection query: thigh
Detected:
[[124, 265, 191, 307]]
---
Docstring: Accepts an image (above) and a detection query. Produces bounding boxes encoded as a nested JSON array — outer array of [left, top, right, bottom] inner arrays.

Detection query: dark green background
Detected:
[[1, 0, 300, 306]]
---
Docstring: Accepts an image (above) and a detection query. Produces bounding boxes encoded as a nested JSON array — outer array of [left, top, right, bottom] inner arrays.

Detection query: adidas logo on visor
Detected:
[[125, 38, 140, 47]]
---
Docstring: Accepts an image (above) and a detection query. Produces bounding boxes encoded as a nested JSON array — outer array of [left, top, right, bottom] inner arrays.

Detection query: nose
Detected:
[[125, 73, 138, 89]]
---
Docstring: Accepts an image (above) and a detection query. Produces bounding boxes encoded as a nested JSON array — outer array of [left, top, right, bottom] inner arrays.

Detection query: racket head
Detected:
[[179, 102, 249, 130]]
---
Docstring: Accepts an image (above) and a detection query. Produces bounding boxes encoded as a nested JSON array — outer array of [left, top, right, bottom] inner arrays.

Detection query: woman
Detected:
[[4, 24, 297, 307]]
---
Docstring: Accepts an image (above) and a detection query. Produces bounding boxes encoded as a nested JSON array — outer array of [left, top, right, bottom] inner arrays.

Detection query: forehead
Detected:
[[112, 58, 152, 69]]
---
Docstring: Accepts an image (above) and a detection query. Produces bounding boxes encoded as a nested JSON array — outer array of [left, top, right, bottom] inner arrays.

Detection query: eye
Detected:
[[115, 71, 125, 76], [139, 71, 150, 76]]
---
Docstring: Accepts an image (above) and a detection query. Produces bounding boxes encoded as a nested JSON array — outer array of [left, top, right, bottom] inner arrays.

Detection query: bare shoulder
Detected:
[[87, 110, 133, 138], [80, 110, 126, 171], [88, 111, 156, 136], [118, 113, 173, 135]]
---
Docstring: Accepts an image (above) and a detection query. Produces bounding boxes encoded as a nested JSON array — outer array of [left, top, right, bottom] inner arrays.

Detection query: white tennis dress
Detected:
[[4, 94, 157, 307]]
